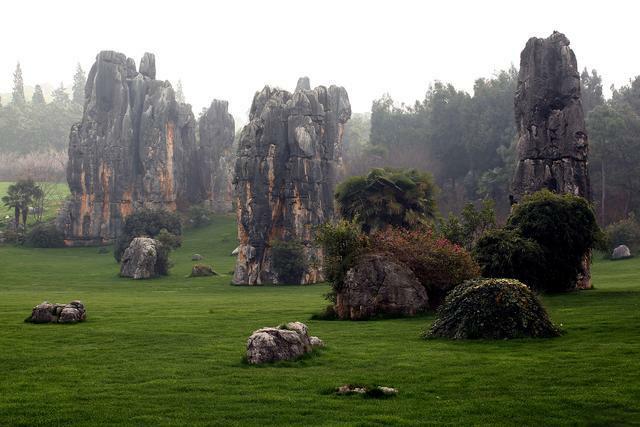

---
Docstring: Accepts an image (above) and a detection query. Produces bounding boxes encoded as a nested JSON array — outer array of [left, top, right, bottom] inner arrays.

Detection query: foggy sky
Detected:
[[2, 0, 639, 126]]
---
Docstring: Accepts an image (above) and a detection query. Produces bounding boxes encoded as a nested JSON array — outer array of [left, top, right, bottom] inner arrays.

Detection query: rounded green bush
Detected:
[[24, 223, 65, 248], [426, 278, 561, 340]]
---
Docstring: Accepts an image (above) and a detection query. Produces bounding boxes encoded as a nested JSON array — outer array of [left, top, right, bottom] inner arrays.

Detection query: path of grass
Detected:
[[0, 215, 639, 425]]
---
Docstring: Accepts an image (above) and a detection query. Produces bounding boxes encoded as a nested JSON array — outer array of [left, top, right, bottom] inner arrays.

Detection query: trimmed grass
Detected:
[[0, 215, 639, 425]]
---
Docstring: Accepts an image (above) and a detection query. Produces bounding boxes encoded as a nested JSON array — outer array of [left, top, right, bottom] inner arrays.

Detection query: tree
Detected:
[[52, 83, 70, 105], [12, 62, 26, 106], [580, 68, 604, 114], [1, 179, 42, 228], [72, 63, 86, 105], [32, 85, 45, 105], [335, 167, 438, 232], [175, 80, 185, 103]]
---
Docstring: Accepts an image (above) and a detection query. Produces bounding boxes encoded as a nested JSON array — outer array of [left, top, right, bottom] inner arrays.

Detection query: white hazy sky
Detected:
[[2, 0, 639, 125]]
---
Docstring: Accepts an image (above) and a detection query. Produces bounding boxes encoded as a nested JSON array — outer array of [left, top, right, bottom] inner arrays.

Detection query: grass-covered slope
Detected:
[[0, 215, 639, 425]]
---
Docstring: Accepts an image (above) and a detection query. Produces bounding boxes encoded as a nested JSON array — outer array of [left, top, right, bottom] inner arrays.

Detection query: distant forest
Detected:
[[2, 62, 639, 225]]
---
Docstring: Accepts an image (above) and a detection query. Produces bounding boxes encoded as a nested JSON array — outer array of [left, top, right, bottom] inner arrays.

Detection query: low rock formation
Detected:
[[233, 78, 351, 284], [119, 237, 164, 279], [335, 385, 398, 397], [511, 31, 592, 288], [26, 301, 86, 324], [612, 245, 631, 260], [335, 253, 428, 320], [245, 321, 323, 364], [196, 100, 236, 212], [191, 254, 204, 261], [189, 264, 217, 277]]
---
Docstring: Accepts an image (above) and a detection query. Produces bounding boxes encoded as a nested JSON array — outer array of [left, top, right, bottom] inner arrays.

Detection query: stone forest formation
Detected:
[[58, 51, 235, 245], [232, 77, 351, 285]]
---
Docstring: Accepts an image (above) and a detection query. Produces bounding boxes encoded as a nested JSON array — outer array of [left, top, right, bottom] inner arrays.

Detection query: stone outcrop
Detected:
[[25, 301, 86, 324], [59, 51, 232, 245], [196, 100, 236, 212], [233, 78, 351, 284], [512, 31, 590, 200], [335, 253, 429, 320], [119, 237, 164, 279], [245, 321, 323, 364], [612, 245, 631, 260], [511, 31, 592, 289]]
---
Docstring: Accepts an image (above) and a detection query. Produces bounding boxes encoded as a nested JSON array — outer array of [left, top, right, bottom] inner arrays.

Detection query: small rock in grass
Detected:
[[309, 336, 324, 347], [192, 254, 204, 261], [246, 321, 322, 364], [335, 385, 397, 396], [612, 245, 631, 260]]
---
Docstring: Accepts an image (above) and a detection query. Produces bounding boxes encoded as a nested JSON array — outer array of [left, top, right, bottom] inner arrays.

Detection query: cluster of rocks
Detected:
[[25, 301, 86, 324], [245, 321, 324, 364], [334, 253, 428, 320], [119, 237, 165, 279], [58, 51, 235, 246], [233, 78, 351, 285]]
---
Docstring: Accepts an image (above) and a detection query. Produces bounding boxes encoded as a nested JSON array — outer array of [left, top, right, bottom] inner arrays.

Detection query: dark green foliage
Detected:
[[1, 179, 43, 228], [426, 278, 561, 340], [187, 205, 213, 228], [72, 64, 86, 105], [24, 222, 64, 248], [440, 200, 496, 250], [12, 63, 25, 106], [271, 240, 306, 284], [315, 219, 368, 301], [335, 167, 437, 232], [474, 229, 546, 289], [114, 209, 182, 262], [605, 215, 640, 254], [507, 190, 602, 292]]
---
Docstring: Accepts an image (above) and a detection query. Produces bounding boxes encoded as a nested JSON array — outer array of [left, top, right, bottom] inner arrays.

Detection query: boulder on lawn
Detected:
[[335, 253, 428, 320], [26, 300, 86, 324], [612, 245, 631, 260], [246, 321, 322, 364], [189, 264, 217, 277], [119, 237, 163, 279], [192, 254, 204, 261]]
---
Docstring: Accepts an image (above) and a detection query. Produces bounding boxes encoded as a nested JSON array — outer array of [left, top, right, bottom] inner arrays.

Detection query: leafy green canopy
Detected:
[[335, 167, 437, 232]]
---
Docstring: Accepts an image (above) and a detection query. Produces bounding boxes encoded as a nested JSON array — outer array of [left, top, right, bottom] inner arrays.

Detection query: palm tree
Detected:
[[335, 168, 438, 233], [1, 179, 42, 229]]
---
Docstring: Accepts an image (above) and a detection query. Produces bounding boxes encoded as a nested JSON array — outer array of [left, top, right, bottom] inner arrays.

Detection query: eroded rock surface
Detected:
[[233, 78, 351, 284], [59, 51, 199, 245], [119, 237, 163, 279], [245, 321, 323, 364], [335, 253, 428, 320], [512, 31, 590, 200], [26, 301, 86, 324]]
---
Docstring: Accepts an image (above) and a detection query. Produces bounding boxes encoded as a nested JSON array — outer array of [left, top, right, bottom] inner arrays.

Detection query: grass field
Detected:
[[1, 214, 640, 425]]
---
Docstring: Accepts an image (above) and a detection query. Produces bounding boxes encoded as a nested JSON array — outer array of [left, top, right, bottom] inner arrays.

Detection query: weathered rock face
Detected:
[[511, 31, 592, 289], [512, 31, 590, 200], [119, 237, 163, 279], [26, 301, 86, 324], [245, 321, 323, 364], [233, 78, 351, 284], [335, 253, 428, 320], [196, 100, 236, 212], [59, 51, 198, 245]]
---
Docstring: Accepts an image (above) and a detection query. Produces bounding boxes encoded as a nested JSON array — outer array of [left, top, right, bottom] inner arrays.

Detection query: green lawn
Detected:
[[0, 215, 639, 425]]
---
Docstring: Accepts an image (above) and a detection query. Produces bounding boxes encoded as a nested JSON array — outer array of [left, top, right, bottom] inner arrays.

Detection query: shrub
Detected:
[[315, 219, 369, 301], [370, 227, 480, 307], [114, 209, 182, 262], [24, 222, 65, 248], [271, 239, 307, 284], [507, 190, 601, 291], [605, 215, 640, 253], [440, 200, 496, 250], [188, 205, 213, 228], [426, 278, 561, 340], [473, 229, 546, 289]]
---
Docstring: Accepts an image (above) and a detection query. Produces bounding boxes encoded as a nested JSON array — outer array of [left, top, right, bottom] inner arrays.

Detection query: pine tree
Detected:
[[32, 84, 45, 105], [175, 80, 185, 103], [52, 82, 69, 105], [72, 63, 86, 104], [12, 62, 26, 106]]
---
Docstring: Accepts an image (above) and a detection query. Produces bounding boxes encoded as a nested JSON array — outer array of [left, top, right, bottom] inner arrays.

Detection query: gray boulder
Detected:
[[26, 300, 86, 324], [246, 321, 322, 364], [612, 245, 631, 260], [192, 254, 204, 261], [119, 237, 162, 279], [335, 253, 428, 320]]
